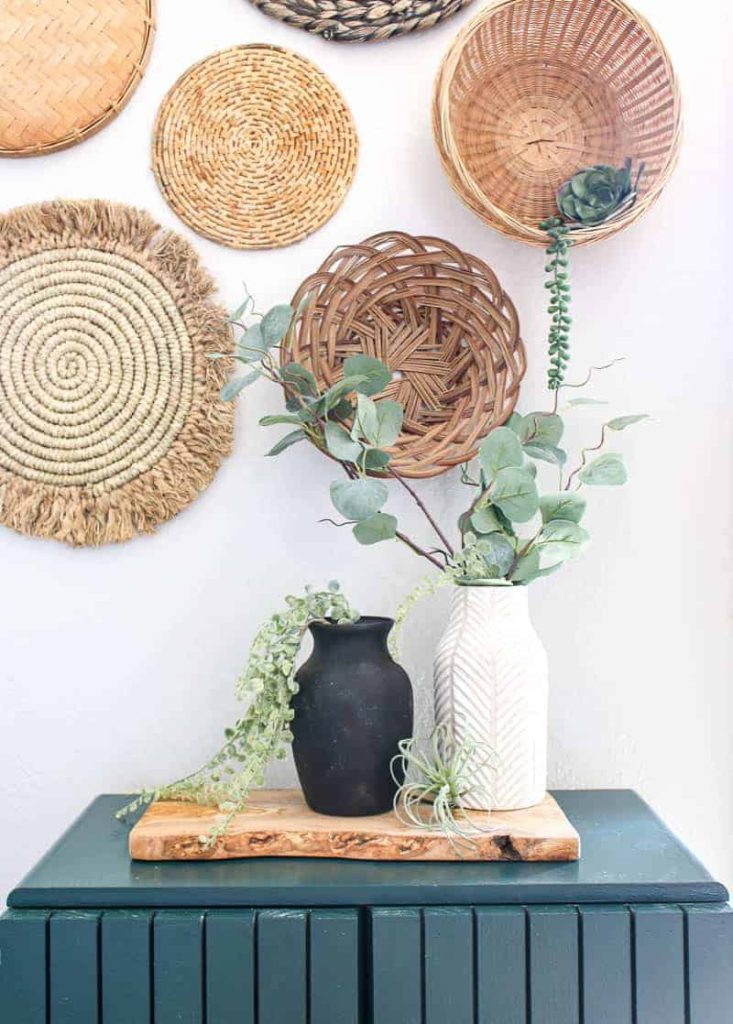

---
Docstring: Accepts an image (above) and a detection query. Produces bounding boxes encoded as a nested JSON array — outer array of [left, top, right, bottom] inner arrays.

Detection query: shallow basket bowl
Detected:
[[432, 0, 682, 246]]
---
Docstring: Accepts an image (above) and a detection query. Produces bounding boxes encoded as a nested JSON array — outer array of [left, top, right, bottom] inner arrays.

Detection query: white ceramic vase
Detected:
[[433, 584, 548, 811]]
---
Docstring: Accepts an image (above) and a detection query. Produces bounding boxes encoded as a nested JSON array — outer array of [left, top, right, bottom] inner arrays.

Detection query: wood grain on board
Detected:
[[129, 789, 580, 862]]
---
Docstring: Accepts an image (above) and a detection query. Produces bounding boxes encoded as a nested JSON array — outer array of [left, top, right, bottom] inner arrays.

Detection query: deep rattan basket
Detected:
[[286, 232, 526, 479], [433, 0, 682, 246]]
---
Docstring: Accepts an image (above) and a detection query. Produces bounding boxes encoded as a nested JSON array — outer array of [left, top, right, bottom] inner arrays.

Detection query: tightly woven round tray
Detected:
[[433, 0, 682, 246], [247, 0, 473, 42], [153, 46, 358, 250], [0, 201, 234, 547], [287, 232, 525, 479], [0, 0, 155, 157]]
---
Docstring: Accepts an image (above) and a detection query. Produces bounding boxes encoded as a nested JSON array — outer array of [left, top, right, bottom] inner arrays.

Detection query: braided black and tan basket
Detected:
[[246, 0, 473, 42]]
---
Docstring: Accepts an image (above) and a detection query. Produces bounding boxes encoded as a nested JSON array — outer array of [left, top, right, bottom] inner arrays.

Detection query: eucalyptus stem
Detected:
[[388, 468, 455, 556], [565, 424, 608, 490]]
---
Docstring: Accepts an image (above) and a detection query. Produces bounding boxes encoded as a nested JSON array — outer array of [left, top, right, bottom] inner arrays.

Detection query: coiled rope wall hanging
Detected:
[[0, 201, 234, 546], [245, 0, 474, 42]]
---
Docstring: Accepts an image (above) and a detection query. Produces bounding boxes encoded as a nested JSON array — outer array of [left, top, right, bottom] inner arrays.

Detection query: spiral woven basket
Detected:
[[287, 232, 525, 479], [0, 201, 234, 547], [246, 0, 473, 42], [433, 0, 682, 246], [0, 0, 155, 157], [153, 46, 358, 250]]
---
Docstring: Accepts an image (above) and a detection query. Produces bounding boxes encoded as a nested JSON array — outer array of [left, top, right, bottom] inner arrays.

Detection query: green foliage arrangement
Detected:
[[118, 584, 357, 845], [556, 158, 645, 227], [390, 724, 498, 854]]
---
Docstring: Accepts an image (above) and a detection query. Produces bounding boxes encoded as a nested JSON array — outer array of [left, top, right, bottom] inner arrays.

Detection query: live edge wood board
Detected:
[[129, 789, 580, 862]]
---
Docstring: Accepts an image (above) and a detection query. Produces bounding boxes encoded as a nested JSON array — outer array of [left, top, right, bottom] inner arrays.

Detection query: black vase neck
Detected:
[[308, 616, 394, 660]]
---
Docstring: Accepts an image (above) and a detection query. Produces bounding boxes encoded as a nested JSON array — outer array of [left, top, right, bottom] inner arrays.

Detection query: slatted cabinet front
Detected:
[[2, 903, 731, 1023]]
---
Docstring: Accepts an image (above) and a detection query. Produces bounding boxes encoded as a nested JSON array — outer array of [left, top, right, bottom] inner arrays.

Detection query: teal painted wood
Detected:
[[101, 912, 151, 1024], [257, 909, 308, 1024], [579, 906, 632, 1024], [423, 908, 474, 1024], [475, 907, 527, 1024], [684, 904, 733, 1023], [370, 908, 422, 1024], [49, 911, 99, 1024], [528, 906, 580, 1024], [9, 792, 728, 909], [153, 911, 204, 1024], [310, 909, 360, 1024], [0, 910, 48, 1024], [633, 905, 685, 1024], [205, 911, 255, 1024]]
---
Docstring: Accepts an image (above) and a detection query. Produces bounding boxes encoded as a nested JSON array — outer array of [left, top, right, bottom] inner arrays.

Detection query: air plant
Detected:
[[390, 724, 499, 854]]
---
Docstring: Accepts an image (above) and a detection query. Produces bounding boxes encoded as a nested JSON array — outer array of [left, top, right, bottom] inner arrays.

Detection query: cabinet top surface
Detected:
[[8, 790, 728, 909]]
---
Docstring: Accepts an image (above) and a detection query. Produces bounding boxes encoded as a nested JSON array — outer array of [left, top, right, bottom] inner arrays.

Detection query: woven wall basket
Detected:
[[0, 0, 155, 157], [287, 232, 526, 479], [0, 201, 234, 547], [433, 0, 682, 246], [246, 0, 473, 42], [153, 46, 358, 250]]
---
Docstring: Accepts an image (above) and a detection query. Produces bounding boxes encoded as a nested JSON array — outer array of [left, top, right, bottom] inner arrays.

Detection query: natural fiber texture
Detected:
[[246, 0, 473, 42], [287, 232, 525, 479], [153, 46, 358, 250], [0, 201, 234, 547], [433, 0, 682, 246], [0, 0, 155, 157]]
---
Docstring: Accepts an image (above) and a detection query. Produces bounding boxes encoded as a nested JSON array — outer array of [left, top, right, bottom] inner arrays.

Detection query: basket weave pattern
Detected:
[[433, 0, 682, 246], [287, 232, 525, 479], [247, 0, 473, 42], [0, 0, 155, 157], [153, 46, 358, 250]]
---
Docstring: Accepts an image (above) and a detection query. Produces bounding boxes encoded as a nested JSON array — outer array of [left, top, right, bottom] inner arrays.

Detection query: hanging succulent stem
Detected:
[[539, 216, 572, 391]]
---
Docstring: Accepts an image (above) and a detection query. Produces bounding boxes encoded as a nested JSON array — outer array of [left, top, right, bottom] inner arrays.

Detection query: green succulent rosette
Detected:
[[557, 158, 644, 227]]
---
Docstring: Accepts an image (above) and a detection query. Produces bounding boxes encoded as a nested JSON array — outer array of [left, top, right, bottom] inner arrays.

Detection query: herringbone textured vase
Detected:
[[434, 585, 548, 810]]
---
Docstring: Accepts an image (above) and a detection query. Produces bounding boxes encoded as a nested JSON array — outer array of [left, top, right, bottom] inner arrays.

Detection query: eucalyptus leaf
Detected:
[[539, 491, 586, 525], [371, 401, 403, 448], [470, 504, 503, 535], [353, 394, 379, 442], [363, 448, 391, 472], [236, 322, 267, 362], [537, 519, 590, 568], [221, 371, 259, 401], [343, 355, 392, 396], [523, 442, 567, 466], [259, 413, 303, 427], [519, 412, 563, 446], [353, 512, 398, 545], [330, 478, 389, 522], [489, 467, 539, 522], [505, 412, 523, 435], [321, 375, 366, 410], [230, 294, 254, 322], [476, 533, 515, 576], [261, 304, 294, 345], [266, 429, 306, 457], [510, 548, 563, 584], [325, 422, 362, 463], [479, 427, 523, 477], [577, 452, 627, 486], [280, 363, 318, 396], [606, 414, 648, 431]]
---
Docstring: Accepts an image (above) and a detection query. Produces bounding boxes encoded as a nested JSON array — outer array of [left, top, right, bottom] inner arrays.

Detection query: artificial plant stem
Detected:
[[388, 468, 455, 556], [565, 424, 608, 490]]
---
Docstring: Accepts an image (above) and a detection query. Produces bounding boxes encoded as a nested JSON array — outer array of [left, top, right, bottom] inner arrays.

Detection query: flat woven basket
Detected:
[[286, 232, 526, 479], [0, 0, 155, 157], [433, 0, 682, 246], [246, 0, 473, 42], [0, 200, 234, 547], [153, 45, 358, 250]]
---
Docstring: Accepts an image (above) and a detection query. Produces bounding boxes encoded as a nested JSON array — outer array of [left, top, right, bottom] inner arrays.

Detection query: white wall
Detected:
[[1, 0, 731, 900]]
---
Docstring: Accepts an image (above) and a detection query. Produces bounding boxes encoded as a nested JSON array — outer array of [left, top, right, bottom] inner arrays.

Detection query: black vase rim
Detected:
[[312, 615, 394, 632]]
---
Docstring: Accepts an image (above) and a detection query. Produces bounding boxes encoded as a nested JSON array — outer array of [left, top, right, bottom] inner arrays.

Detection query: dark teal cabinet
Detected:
[[2, 792, 731, 1022]]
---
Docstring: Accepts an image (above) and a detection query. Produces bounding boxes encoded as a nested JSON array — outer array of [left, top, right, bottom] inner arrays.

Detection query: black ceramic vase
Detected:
[[291, 616, 414, 816]]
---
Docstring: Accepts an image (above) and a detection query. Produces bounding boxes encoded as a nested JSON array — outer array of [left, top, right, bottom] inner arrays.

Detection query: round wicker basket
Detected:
[[0, 0, 155, 157], [433, 0, 682, 246], [287, 232, 526, 479], [153, 45, 358, 250]]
